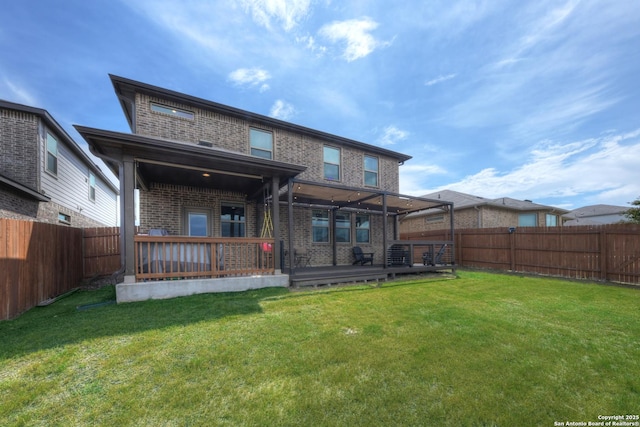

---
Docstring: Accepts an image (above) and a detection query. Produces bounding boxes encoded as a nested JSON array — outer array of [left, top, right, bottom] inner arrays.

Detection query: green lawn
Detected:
[[1, 271, 639, 426]]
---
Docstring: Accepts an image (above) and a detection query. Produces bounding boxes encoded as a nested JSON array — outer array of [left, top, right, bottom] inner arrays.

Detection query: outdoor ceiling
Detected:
[[136, 160, 267, 197], [281, 179, 451, 215]]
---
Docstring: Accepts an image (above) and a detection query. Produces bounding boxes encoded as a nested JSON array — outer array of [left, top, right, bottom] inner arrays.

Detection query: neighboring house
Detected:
[[563, 204, 630, 225], [75, 75, 453, 300], [401, 189, 568, 233], [0, 100, 119, 227]]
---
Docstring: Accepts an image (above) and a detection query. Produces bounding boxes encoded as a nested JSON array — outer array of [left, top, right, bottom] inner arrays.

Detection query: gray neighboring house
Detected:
[[401, 189, 569, 233], [1, 100, 119, 227], [563, 204, 630, 226]]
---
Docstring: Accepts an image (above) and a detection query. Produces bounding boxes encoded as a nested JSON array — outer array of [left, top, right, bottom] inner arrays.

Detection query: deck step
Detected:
[[292, 273, 388, 288]]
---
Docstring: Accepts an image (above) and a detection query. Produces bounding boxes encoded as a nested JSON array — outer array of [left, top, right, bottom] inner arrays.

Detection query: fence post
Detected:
[[599, 230, 607, 281]]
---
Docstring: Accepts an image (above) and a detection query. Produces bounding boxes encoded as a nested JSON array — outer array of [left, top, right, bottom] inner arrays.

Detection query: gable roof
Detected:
[[0, 99, 119, 195], [109, 74, 412, 164], [564, 204, 629, 219], [403, 189, 568, 219], [421, 189, 567, 212]]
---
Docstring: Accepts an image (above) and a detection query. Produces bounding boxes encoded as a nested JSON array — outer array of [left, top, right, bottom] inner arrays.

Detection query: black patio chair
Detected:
[[352, 246, 374, 265], [387, 244, 412, 267], [422, 244, 448, 266]]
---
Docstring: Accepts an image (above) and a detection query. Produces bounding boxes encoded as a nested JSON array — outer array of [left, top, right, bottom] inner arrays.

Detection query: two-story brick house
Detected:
[[1, 100, 118, 227], [76, 75, 453, 301]]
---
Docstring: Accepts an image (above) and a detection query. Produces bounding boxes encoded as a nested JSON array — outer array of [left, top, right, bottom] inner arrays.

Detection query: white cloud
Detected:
[[425, 74, 456, 86], [377, 125, 409, 146], [2, 78, 37, 105], [239, 0, 312, 31], [318, 17, 389, 61], [228, 67, 272, 90], [416, 129, 640, 208], [269, 99, 296, 120]]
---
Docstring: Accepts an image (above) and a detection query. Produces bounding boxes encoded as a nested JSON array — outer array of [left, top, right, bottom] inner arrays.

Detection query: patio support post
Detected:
[[121, 155, 136, 282], [271, 176, 281, 273], [382, 193, 388, 269], [287, 179, 295, 277]]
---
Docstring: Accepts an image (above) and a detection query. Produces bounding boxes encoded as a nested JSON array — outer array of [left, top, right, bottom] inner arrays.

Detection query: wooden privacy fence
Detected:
[[1, 219, 84, 320], [403, 224, 640, 284], [1, 221, 122, 320], [84, 226, 121, 279]]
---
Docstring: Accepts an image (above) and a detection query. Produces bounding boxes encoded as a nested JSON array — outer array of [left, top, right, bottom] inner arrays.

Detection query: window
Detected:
[[323, 146, 340, 181], [46, 132, 58, 175], [364, 155, 378, 187], [88, 173, 96, 201], [150, 102, 194, 120], [356, 214, 370, 243], [221, 203, 245, 237], [335, 212, 351, 243], [518, 213, 537, 227], [58, 212, 70, 225], [184, 208, 211, 236], [250, 128, 273, 159], [426, 215, 445, 223], [312, 210, 329, 243], [546, 214, 558, 226]]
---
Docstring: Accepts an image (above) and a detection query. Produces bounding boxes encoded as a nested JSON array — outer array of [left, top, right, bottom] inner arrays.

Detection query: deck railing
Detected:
[[134, 235, 275, 281], [387, 240, 455, 267]]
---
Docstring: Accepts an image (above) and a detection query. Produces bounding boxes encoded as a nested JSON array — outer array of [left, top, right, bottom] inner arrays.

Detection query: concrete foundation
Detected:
[[115, 274, 289, 303]]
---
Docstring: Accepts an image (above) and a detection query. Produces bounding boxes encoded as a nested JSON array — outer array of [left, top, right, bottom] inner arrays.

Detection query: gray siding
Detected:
[[39, 125, 118, 226]]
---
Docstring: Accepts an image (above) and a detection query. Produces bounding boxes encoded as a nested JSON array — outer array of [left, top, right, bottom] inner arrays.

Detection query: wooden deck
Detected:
[[285, 263, 456, 288]]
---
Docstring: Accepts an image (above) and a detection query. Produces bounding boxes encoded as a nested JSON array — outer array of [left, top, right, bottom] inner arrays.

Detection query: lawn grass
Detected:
[[1, 270, 639, 426]]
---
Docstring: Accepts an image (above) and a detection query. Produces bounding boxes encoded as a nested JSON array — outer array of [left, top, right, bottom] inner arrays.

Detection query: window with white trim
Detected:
[[46, 132, 58, 175], [546, 213, 558, 226], [323, 146, 340, 181], [518, 213, 537, 227], [250, 128, 273, 159], [356, 214, 370, 243], [364, 155, 378, 187], [184, 208, 211, 236], [88, 173, 96, 202], [312, 210, 329, 243], [335, 212, 351, 243]]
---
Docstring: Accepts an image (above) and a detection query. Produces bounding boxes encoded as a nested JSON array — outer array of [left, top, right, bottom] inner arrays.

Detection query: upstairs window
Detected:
[[323, 146, 340, 181], [221, 203, 245, 237], [364, 155, 378, 187], [150, 102, 194, 120], [88, 173, 96, 202], [250, 128, 273, 159], [46, 132, 58, 175]]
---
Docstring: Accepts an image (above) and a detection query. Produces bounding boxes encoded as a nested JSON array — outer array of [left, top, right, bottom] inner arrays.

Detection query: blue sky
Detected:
[[1, 0, 639, 210]]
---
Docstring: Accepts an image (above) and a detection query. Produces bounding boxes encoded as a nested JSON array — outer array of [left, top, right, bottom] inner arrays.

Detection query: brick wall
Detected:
[[138, 182, 255, 236], [0, 108, 39, 189], [134, 94, 401, 192]]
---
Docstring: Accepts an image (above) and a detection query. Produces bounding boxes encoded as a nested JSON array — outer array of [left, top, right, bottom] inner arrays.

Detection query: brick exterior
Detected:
[[1, 108, 40, 189], [131, 93, 403, 265], [1, 105, 117, 227], [134, 94, 400, 192]]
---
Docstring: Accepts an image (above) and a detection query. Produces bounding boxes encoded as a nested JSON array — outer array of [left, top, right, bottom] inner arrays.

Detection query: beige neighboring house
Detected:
[[400, 189, 569, 233], [1, 100, 119, 227], [562, 204, 630, 225]]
